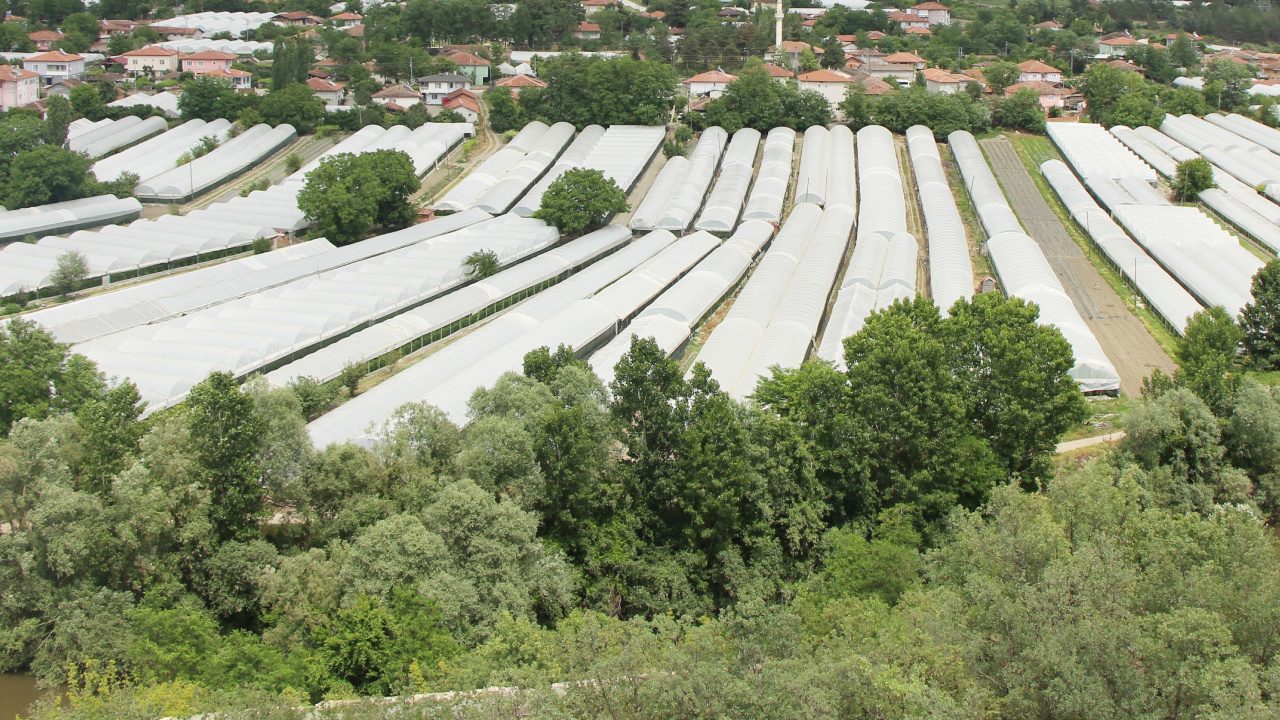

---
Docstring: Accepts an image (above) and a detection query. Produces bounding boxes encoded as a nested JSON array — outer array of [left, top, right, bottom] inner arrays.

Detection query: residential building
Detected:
[[0, 64, 40, 111], [148, 25, 202, 41], [888, 11, 930, 30], [417, 73, 470, 104], [1005, 80, 1077, 111], [582, 0, 617, 14], [494, 73, 547, 96], [372, 84, 421, 107], [121, 45, 182, 75], [441, 87, 480, 122], [44, 78, 84, 97], [206, 66, 252, 89], [1034, 20, 1063, 30], [882, 51, 927, 70], [861, 59, 916, 83], [181, 50, 237, 75], [575, 21, 600, 39], [27, 30, 63, 51], [866, 30, 886, 40], [797, 68, 851, 109], [763, 63, 794, 83], [847, 72, 895, 95], [23, 50, 85, 85], [683, 69, 737, 98], [771, 40, 814, 70], [445, 50, 491, 85], [1097, 34, 1137, 57], [329, 11, 362, 28], [346, 24, 365, 38], [1017, 59, 1061, 84], [1106, 58, 1145, 75], [922, 67, 971, 94], [274, 11, 321, 26], [908, 1, 950, 25], [905, 26, 932, 35], [307, 76, 345, 104]]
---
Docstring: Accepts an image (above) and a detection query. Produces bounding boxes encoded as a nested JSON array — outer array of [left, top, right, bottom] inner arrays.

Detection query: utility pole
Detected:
[[776, 0, 784, 65]]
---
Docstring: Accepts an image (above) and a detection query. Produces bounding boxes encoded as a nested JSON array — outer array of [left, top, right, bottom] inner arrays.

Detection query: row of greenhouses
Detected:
[[135, 123, 298, 202], [27, 211, 490, 344], [949, 130, 1121, 394], [816, 125, 913, 369], [68, 116, 169, 159], [589, 220, 776, 385], [513, 125, 665, 217], [92, 119, 234, 184], [906, 124, 974, 316], [696, 202, 855, 399], [307, 228, 688, 445], [436, 121, 575, 214], [75, 213, 560, 409], [629, 126, 729, 232]]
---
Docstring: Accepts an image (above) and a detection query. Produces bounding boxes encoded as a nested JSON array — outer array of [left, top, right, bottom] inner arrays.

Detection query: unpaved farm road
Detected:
[[980, 137, 1174, 396]]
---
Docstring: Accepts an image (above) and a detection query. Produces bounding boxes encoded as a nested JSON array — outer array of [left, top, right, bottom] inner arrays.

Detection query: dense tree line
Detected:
[[7, 268, 1280, 720]]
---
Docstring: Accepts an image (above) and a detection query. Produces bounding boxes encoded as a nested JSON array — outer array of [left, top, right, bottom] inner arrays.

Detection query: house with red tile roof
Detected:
[[922, 66, 971, 94], [581, 0, 617, 14], [181, 50, 237, 75], [27, 29, 63, 51], [329, 12, 362, 28], [441, 87, 480, 121], [1017, 59, 1061, 84], [575, 21, 600, 39], [847, 72, 895, 95], [882, 51, 927, 69], [683, 69, 737, 98], [797, 69, 851, 109], [274, 11, 320, 26], [444, 50, 491, 85], [888, 10, 929, 29], [121, 45, 181, 75], [908, 1, 950, 25], [23, 50, 84, 85], [1097, 34, 1137, 57], [0, 64, 40, 111], [763, 63, 794, 82], [1005, 80, 1078, 111], [307, 76, 345, 104], [206, 66, 252, 89], [372, 84, 421, 107], [905, 26, 932, 35], [494, 73, 547, 96]]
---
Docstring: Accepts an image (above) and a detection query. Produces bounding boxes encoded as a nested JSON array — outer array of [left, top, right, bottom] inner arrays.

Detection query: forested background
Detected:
[[4, 281, 1280, 718]]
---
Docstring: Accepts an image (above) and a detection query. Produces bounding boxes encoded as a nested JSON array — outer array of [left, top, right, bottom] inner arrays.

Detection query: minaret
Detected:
[[775, 0, 784, 62]]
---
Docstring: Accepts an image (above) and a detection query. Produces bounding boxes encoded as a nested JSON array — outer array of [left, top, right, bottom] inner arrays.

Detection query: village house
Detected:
[[0, 64, 40, 111], [441, 87, 480, 122], [763, 63, 794, 83], [23, 50, 85, 85], [418, 73, 471, 104], [922, 67, 972, 94], [372, 84, 421, 107], [581, 0, 617, 15], [683, 69, 737, 98], [882, 51, 927, 70], [847, 72, 895, 96], [274, 11, 321, 26], [1034, 20, 1063, 31], [1097, 34, 1137, 57], [148, 25, 202, 41], [797, 68, 851, 110], [329, 12, 362, 28], [445, 50, 491, 85], [1017, 59, 1062, 84], [206, 66, 252, 89], [887, 11, 930, 30], [308, 76, 346, 104], [908, 1, 950, 25], [181, 50, 237, 75], [121, 46, 182, 76], [27, 30, 63, 51], [494, 74, 547, 96], [1005, 80, 1079, 111]]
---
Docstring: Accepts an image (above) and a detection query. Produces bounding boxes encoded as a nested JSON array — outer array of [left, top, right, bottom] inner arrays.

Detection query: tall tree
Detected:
[[1241, 260, 1280, 370], [185, 372, 265, 541]]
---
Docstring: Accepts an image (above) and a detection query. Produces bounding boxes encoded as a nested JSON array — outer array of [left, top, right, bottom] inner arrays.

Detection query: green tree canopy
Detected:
[[532, 167, 628, 235], [1241, 260, 1280, 370], [297, 150, 421, 245]]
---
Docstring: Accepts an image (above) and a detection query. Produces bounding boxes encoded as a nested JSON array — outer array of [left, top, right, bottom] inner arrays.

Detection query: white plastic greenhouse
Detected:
[[1041, 160, 1201, 334], [1109, 125, 1179, 178], [905, 125, 973, 316], [135, 123, 298, 202], [794, 126, 829, 204], [108, 91, 181, 118], [475, 123, 578, 214], [826, 124, 856, 209], [436, 122, 553, 212], [696, 203, 854, 398], [512, 125, 607, 217], [92, 119, 234, 183], [742, 128, 796, 224], [157, 39, 274, 55], [590, 220, 775, 385], [157, 11, 277, 35], [0, 195, 142, 246], [29, 211, 491, 344], [1046, 123, 1156, 183], [947, 131, 1022, 237], [513, 125, 664, 218], [987, 231, 1121, 393], [818, 125, 915, 368], [75, 213, 561, 410], [948, 131, 1121, 394], [628, 157, 688, 231], [266, 223, 636, 387], [655, 127, 728, 231], [1112, 204, 1262, 315], [692, 128, 761, 233], [307, 228, 679, 445], [67, 116, 169, 159]]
